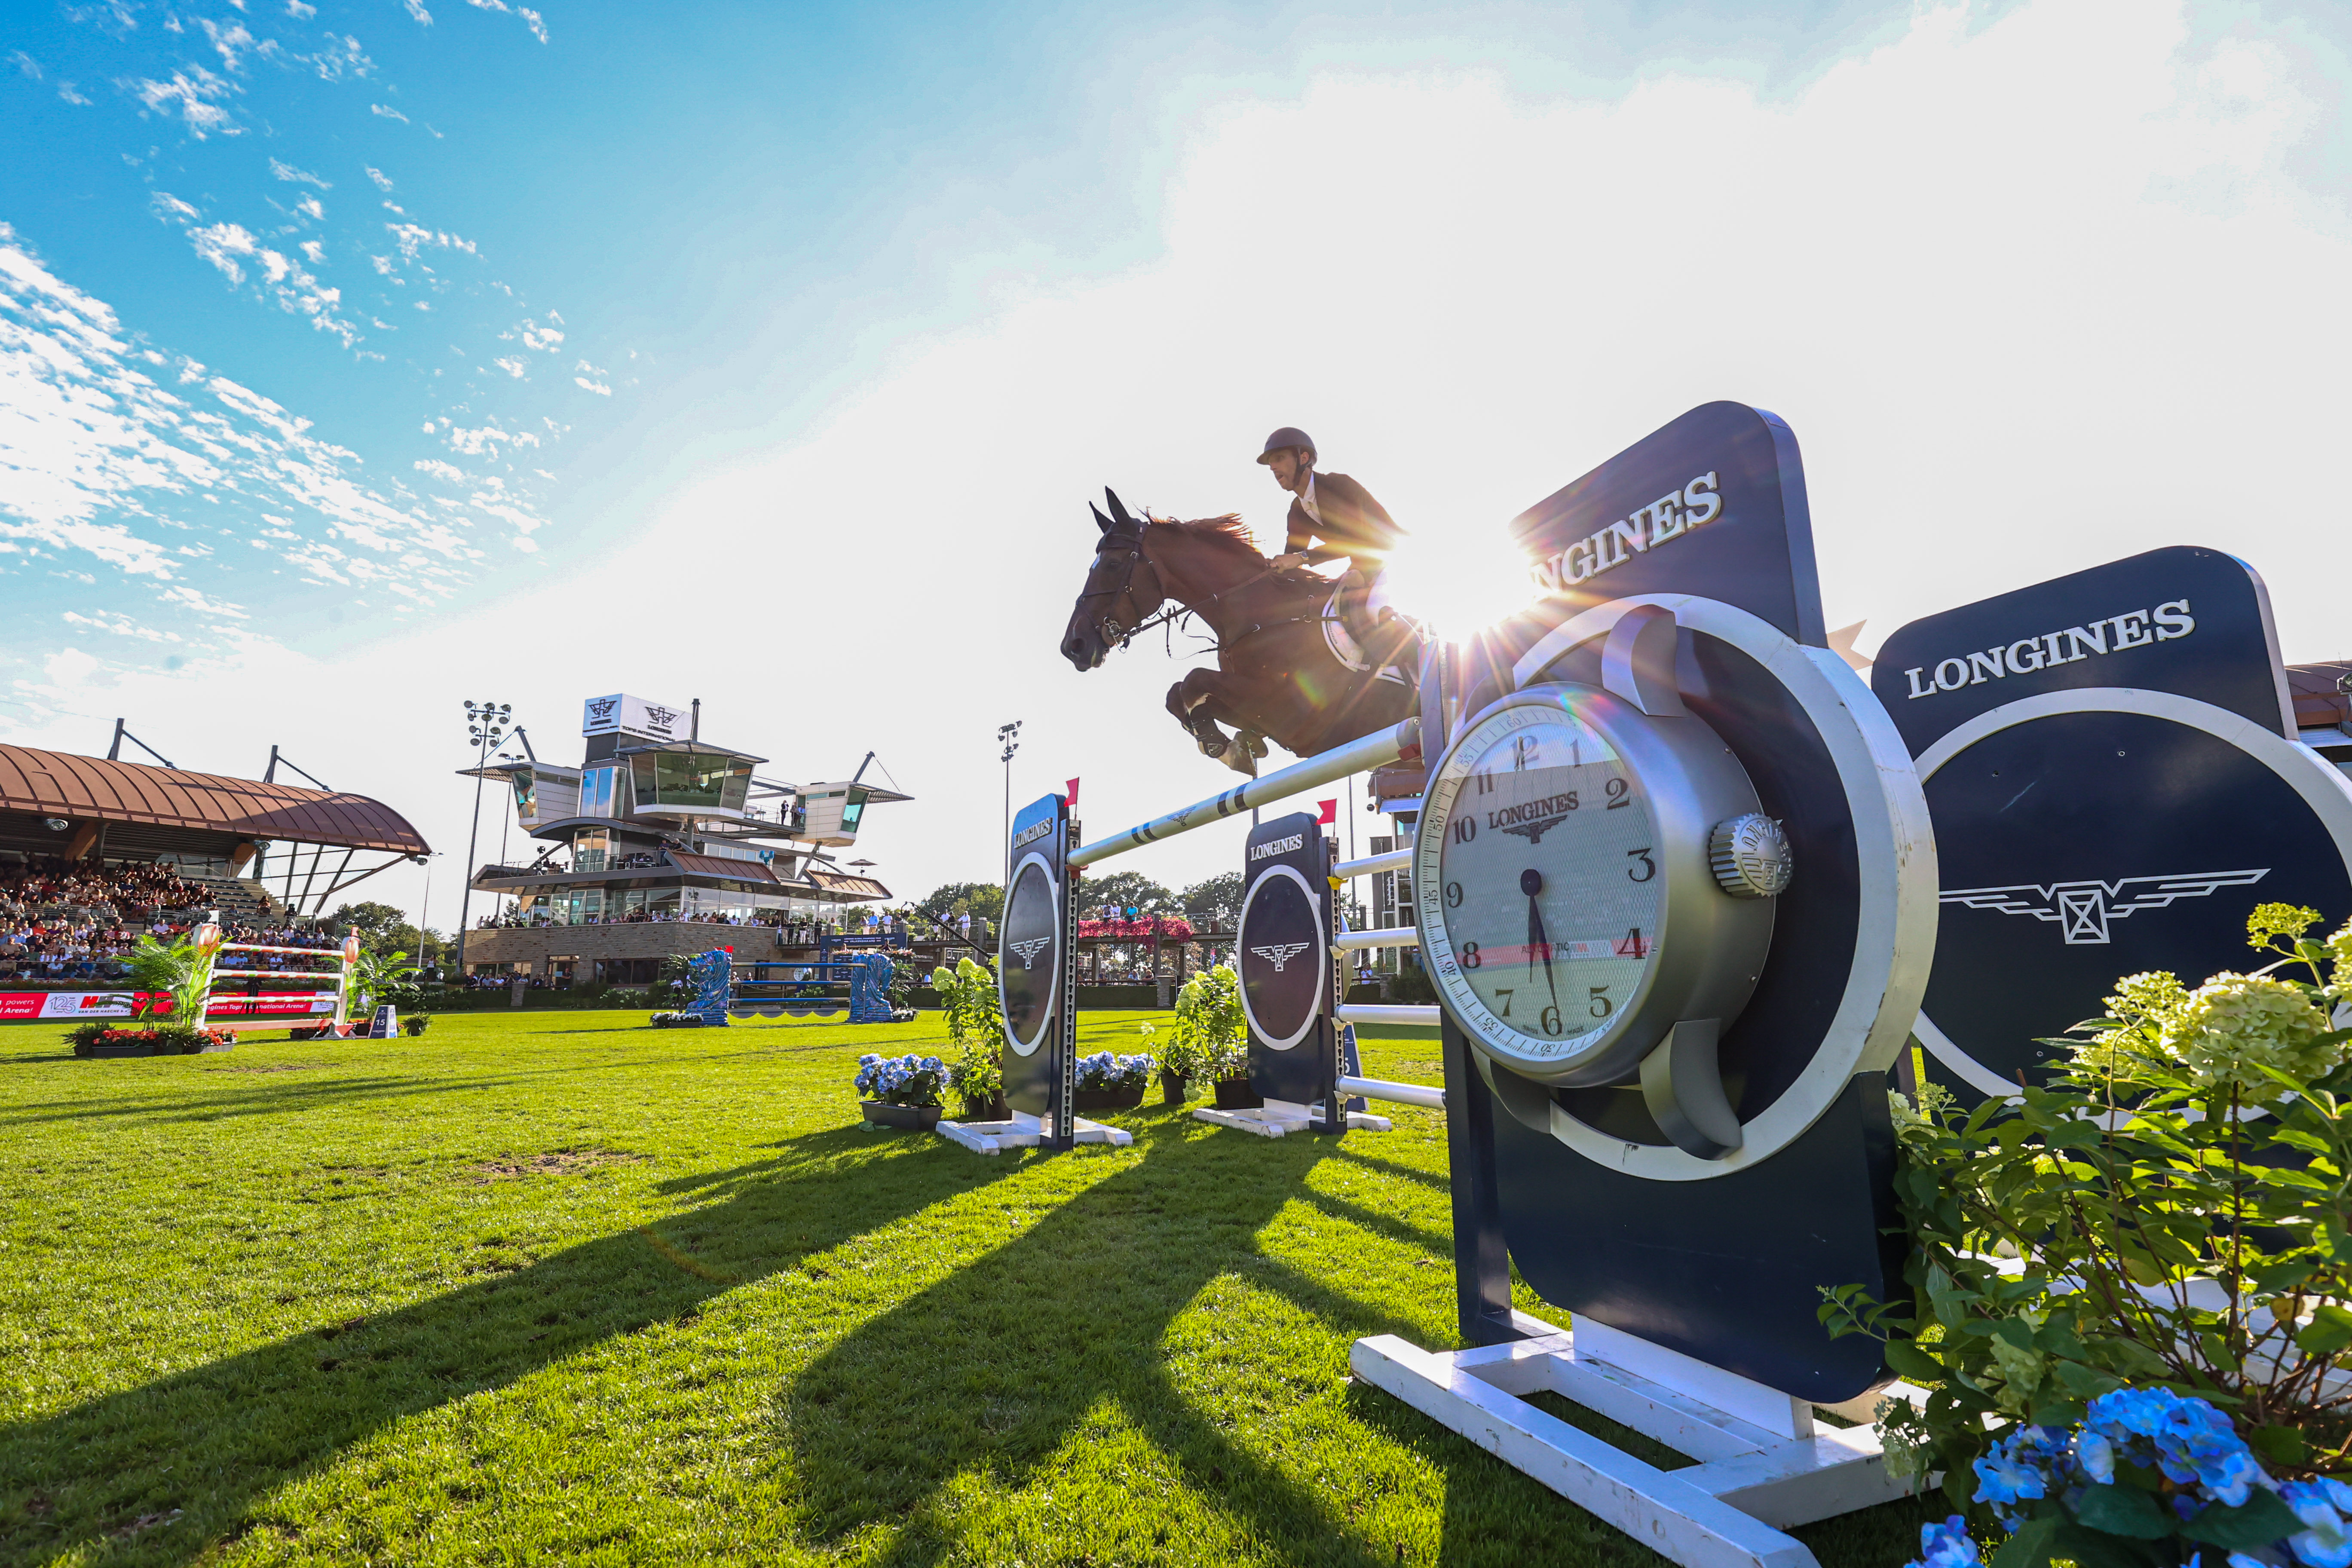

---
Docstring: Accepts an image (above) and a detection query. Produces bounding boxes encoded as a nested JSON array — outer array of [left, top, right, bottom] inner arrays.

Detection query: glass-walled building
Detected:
[[457, 692, 905, 977]]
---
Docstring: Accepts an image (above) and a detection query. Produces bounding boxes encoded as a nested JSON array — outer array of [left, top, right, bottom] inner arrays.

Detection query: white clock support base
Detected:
[[935, 1109, 1133, 1156], [1351, 1314, 1923, 1568], [1191, 1096, 1393, 1138]]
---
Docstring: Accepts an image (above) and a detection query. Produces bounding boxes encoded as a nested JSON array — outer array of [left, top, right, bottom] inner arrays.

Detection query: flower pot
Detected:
[[960, 1093, 1010, 1122], [861, 1100, 942, 1130], [1073, 1084, 1145, 1112], [1213, 1078, 1262, 1110], [1161, 1070, 1188, 1106]]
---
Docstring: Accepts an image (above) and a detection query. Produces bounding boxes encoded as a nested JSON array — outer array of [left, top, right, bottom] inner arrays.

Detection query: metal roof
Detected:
[[0, 744, 428, 854], [805, 866, 891, 900], [665, 851, 781, 883], [2288, 661, 2351, 732]]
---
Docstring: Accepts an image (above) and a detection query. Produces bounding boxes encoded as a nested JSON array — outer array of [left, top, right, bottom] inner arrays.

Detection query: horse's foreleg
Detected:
[[1167, 673, 1232, 758], [1172, 671, 1264, 776]]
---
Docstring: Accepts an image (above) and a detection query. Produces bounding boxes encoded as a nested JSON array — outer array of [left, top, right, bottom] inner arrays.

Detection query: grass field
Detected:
[[0, 1009, 1941, 1566]]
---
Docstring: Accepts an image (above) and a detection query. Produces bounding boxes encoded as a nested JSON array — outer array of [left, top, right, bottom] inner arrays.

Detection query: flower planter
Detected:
[[861, 1100, 942, 1130], [1213, 1078, 1262, 1110], [1161, 1070, 1189, 1106], [960, 1093, 1010, 1122], [1073, 1084, 1146, 1112]]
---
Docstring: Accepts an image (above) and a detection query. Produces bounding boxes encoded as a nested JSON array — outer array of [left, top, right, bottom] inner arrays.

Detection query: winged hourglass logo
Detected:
[[1250, 942, 1313, 972], [1939, 868, 2269, 945], [1008, 937, 1052, 969]]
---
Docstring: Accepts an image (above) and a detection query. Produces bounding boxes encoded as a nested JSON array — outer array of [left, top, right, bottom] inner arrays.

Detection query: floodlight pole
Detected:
[[450, 699, 511, 980], [998, 721, 1021, 883]]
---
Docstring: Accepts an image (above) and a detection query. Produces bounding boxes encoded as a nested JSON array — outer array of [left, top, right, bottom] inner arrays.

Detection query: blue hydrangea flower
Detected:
[[2282, 1481, 2352, 1568], [1905, 1516, 1980, 1568], [2076, 1430, 2116, 1485]]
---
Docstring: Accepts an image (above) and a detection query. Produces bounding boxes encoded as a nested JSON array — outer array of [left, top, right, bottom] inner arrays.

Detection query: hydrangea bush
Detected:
[[930, 956, 1007, 1108], [853, 1052, 946, 1108], [1902, 1386, 2352, 1568], [1164, 964, 1247, 1082], [1073, 1050, 1153, 1092], [1824, 905, 2352, 1540]]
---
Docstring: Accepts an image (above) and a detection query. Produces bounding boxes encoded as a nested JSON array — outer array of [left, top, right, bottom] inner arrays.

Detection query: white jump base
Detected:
[[1191, 1096, 1392, 1138], [936, 1109, 1133, 1155], [1354, 1313, 1922, 1568]]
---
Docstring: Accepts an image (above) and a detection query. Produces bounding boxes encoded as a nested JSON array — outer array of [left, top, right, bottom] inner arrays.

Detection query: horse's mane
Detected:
[[1152, 512, 1265, 562]]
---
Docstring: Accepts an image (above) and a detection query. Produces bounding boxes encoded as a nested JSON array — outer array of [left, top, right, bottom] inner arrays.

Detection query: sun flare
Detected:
[[1381, 525, 1541, 637]]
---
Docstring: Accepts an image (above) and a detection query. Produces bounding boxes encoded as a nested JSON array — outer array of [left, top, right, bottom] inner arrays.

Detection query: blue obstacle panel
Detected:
[[685, 950, 900, 1026]]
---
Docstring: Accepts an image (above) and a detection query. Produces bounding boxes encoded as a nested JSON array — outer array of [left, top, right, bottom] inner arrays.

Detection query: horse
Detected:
[[1059, 488, 1419, 777]]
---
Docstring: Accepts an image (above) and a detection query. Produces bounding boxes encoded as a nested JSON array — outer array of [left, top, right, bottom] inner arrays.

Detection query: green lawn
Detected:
[[0, 1010, 1941, 1566]]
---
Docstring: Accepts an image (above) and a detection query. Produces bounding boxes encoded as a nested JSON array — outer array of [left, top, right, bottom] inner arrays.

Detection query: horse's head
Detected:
[[1061, 488, 1164, 672]]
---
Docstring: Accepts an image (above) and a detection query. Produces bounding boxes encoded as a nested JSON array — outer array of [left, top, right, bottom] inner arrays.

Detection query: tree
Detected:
[[917, 882, 1003, 922], [329, 902, 406, 943], [1076, 870, 1175, 914], [1180, 873, 1243, 916]]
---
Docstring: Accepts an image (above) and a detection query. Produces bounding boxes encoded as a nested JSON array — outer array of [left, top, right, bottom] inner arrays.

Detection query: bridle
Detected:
[[1075, 515, 1326, 655]]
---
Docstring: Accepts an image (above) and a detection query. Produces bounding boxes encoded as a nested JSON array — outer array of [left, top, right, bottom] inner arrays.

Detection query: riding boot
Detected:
[[1336, 570, 1383, 652]]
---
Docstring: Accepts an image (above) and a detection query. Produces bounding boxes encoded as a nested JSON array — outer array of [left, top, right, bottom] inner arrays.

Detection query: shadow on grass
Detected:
[[0, 1073, 539, 1129], [0, 1124, 1012, 1567], [777, 1120, 1519, 1567]]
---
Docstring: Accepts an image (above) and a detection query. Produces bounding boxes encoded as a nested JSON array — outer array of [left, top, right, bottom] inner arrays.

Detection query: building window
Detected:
[[630, 750, 752, 815], [573, 829, 611, 873], [578, 764, 622, 820]]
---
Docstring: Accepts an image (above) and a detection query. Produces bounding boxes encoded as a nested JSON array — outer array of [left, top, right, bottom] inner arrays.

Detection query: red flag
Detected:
[[1066, 777, 1081, 807], [1317, 798, 1337, 825]]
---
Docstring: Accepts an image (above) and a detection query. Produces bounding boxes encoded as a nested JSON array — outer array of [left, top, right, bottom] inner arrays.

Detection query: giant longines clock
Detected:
[[1420, 605, 1794, 1160]]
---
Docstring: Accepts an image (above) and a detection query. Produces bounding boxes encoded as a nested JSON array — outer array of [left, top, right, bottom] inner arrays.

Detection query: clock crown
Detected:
[[1709, 813, 1793, 899]]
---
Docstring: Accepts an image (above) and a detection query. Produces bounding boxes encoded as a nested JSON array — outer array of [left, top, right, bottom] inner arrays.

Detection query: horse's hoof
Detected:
[[1240, 732, 1268, 759], [1218, 742, 1260, 778], [1197, 735, 1225, 757]]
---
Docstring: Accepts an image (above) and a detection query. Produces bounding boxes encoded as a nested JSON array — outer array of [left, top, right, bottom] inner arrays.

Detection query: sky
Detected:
[[3, 0, 2350, 931]]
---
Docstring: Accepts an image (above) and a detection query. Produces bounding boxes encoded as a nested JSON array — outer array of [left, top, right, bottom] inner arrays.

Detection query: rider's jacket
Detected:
[[1283, 472, 1404, 578]]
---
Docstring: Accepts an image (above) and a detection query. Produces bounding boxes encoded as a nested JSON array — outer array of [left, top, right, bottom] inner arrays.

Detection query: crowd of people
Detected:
[[0, 859, 347, 984]]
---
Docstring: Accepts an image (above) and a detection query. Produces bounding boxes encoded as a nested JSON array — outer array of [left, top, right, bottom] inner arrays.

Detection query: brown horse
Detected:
[[1060, 489, 1419, 776]]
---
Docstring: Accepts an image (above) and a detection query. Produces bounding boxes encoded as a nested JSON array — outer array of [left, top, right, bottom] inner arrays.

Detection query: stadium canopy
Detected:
[[0, 744, 428, 916]]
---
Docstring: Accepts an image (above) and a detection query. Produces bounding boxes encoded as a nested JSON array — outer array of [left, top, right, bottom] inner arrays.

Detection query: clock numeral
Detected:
[[1452, 816, 1477, 845], [1511, 735, 1537, 772], [1444, 882, 1463, 909], [1588, 986, 1612, 1019], [1461, 941, 1482, 970], [1494, 989, 1513, 1018], [1614, 926, 1647, 959], [1626, 848, 1655, 883], [1605, 777, 1630, 809], [1540, 1004, 1562, 1036], [1474, 770, 1495, 795]]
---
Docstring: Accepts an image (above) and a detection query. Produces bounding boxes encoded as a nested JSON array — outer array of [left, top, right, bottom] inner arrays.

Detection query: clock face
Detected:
[[1419, 698, 1667, 1078]]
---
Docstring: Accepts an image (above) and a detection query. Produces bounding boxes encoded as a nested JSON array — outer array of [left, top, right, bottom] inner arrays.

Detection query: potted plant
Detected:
[[1138, 1020, 1189, 1103], [1822, 902, 2352, 1560], [933, 956, 1008, 1120], [854, 1051, 947, 1130], [1072, 1049, 1154, 1111], [74, 930, 235, 1056], [1170, 964, 1255, 1109], [403, 1014, 431, 1036]]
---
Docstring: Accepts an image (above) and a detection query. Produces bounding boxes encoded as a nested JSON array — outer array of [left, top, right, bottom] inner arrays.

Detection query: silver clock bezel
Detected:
[[1236, 863, 1328, 1053], [1414, 683, 1774, 1088]]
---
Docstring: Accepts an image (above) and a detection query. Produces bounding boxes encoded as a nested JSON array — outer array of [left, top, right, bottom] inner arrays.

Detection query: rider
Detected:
[[1257, 427, 1406, 657]]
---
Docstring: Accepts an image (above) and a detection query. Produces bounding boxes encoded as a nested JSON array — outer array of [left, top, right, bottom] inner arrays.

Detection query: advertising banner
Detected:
[[581, 692, 688, 742]]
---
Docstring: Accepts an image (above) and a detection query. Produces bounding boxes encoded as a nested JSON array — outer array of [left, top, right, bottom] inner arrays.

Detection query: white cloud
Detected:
[[44, 647, 100, 687], [493, 356, 526, 378], [573, 364, 611, 396], [300, 239, 325, 264], [295, 195, 324, 220], [198, 19, 254, 73], [9, 50, 39, 80], [462, 0, 548, 43], [269, 158, 330, 188], [159, 585, 250, 619], [130, 69, 241, 138], [404, 0, 432, 22], [369, 103, 408, 123], [517, 318, 561, 350], [57, 83, 90, 106], [307, 35, 373, 81], [64, 610, 181, 643], [365, 166, 393, 192], [444, 420, 540, 457], [0, 227, 532, 608], [288, 1, 318, 17], [159, 202, 362, 348], [413, 458, 466, 481], [386, 223, 479, 262]]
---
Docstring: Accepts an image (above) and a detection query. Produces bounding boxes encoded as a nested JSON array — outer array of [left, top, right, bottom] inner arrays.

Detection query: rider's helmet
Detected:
[[1255, 427, 1316, 467]]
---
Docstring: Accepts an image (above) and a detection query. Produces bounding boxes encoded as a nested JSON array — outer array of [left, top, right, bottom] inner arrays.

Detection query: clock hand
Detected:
[[1520, 869, 1559, 1005]]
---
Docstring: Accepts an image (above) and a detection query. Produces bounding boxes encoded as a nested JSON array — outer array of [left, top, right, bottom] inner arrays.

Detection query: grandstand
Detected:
[[0, 744, 429, 927]]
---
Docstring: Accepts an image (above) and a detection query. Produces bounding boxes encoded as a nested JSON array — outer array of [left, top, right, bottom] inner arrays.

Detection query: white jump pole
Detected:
[[1067, 717, 1418, 869]]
